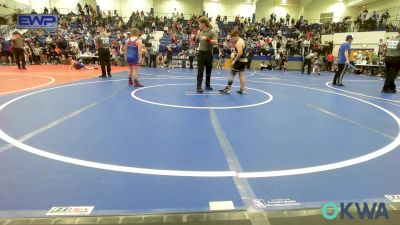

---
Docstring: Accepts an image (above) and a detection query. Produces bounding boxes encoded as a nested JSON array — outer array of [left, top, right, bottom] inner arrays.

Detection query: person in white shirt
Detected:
[[178, 50, 187, 59], [33, 45, 42, 64], [45, 35, 52, 44], [277, 30, 282, 37], [356, 51, 363, 64], [303, 38, 309, 56], [260, 61, 268, 70], [361, 57, 368, 65], [313, 55, 323, 75], [274, 53, 281, 69]]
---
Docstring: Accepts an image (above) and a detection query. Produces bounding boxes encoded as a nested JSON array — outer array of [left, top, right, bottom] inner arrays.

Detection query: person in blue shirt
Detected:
[[333, 35, 353, 86]]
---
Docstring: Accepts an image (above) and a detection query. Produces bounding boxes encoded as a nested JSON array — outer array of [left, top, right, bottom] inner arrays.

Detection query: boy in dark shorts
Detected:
[[219, 31, 247, 95]]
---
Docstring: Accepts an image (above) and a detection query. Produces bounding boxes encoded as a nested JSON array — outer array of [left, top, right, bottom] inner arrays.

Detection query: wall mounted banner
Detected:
[[17, 14, 58, 29]]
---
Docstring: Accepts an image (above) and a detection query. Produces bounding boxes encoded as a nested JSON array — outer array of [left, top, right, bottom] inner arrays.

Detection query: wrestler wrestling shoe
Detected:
[[219, 87, 231, 94], [236, 89, 246, 95], [134, 81, 144, 87]]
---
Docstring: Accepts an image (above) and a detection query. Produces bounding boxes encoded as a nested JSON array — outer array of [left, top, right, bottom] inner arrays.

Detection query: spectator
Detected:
[[52, 7, 59, 14], [178, 49, 187, 59], [84, 3, 89, 15], [286, 13, 290, 26], [280, 51, 288, 71], [260, 61, 268, 70], [165, 46, 173, 67], [216, 47, 224, 69], [361, 8, 368, 22], [23, 42, 33, 65], [326, 52, 334, 72], [32, 44, 42, 64], [188, 47, 195, 69], [49, 46, 61, 64], [312, 55, 323, 75], [355, 51, 363, 64], [381, 10, 390, 25], [302, 38, 309, 56], [157, 53, 165, 68], [1, 38, 13, 64], [302, 52, 315, 75]]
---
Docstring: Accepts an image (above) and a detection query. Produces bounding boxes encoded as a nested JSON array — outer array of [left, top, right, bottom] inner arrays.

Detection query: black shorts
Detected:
[[232, 61, 247, 72], [2, 51, 12, 57]]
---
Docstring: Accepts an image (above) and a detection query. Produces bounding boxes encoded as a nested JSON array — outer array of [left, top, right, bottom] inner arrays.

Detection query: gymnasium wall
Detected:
[[153, 0, 203, 19], [302, 0, 359, 22], [363, 0, 400, 20], [10, 0, 45, 12], [95, 0, 118, 11], [386, 32, 399, 39], [120, 0, 153, 20], [79, 0, 97, 9], [0, 6, 16, 15], [320, 34, 334, 44], [203, 0, 255, 21], [8, 0, 399, 27], [27, 0, 96, 15], [255, 0, 301, 21], [13, 0, 95, 14], [51, 0, 79, 11]]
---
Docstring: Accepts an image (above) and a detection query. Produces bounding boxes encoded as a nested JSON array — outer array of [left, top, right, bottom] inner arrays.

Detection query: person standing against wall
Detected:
[[196, 17, 217, 93], [11, 31, 26, 69], [382, 31, 400, 93], [95, 26, 111, 78], [333, 35, 353, 86]]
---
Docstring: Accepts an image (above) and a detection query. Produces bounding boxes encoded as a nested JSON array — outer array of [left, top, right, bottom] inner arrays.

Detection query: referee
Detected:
[[95, 26, 111, 78], [11, 31, 26, 69], [196, 17, 217, 93], [382, 31, 400, 93]]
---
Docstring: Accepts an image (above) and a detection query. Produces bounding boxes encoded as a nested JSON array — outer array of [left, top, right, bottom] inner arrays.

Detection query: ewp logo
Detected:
[[322, 202, 389, 220], [17, 14, 58, 29]]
